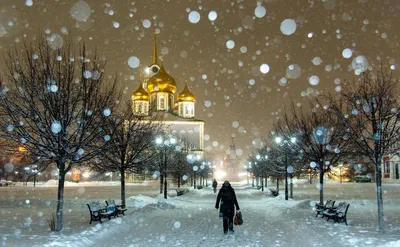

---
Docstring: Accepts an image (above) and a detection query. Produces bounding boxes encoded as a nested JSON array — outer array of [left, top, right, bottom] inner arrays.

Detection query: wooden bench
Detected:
[[87, 201, 115, 224], [176, 188, 188, 196], [315, 200, 335, 217], [105, 199, 127, 216], [323, 202, 350, 225], [269, 188, 279, 197]]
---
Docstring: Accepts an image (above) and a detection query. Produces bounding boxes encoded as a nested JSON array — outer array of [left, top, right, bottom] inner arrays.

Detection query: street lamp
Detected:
[[248, 161, 255, 187], [256, 154, 269, 191], [187, 153, 201, 189], [339, 163, 344, 184], [275, 136, 296, 200], [155, 135, 177, 199]]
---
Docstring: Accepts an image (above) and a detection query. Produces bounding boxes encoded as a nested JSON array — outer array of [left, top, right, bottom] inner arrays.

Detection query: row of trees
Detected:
[[248, 67, 400, 233], [0, 38, 210, 231]]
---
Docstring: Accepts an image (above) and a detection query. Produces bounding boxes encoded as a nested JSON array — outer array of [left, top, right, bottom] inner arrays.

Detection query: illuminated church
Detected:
[[131, 33, 204, 154]]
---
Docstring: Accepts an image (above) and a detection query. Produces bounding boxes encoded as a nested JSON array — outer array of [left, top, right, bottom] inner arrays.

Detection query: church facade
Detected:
[[131, 33, 204, 154]]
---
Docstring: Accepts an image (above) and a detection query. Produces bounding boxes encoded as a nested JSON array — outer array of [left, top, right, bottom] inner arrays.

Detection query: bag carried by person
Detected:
[[234, 211, 243, 225]]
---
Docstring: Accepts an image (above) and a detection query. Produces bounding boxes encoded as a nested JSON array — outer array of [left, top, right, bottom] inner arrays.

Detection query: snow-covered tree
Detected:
[[0, 38, 118, 231], [90, 101, 163, 206], [327, 67, 400, 233], [273, 101, 352, 204]]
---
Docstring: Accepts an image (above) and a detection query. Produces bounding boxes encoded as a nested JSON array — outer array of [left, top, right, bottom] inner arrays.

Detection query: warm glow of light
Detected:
[[238, 172, 247, 177], [18, 146, 27, 152], [82, 172, 91, 178], [214, 170, 227, 180]]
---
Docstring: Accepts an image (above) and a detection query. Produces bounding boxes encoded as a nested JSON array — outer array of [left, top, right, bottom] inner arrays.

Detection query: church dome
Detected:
[[132, 83, 150, 101], [177, 82, 195, 102], [147, 64, 177, 94]]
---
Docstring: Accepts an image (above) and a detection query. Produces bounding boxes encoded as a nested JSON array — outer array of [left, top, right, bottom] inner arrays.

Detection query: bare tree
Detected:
[[90, 101, 163, 206], [327, 68, 400, 233], [0, 38, 118, 231], [274, 101, 352, 204]]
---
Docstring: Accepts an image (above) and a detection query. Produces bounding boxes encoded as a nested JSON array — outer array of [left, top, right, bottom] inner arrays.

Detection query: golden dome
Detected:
[[177, 82, 195, 102], [132, 83, 150, 101], [147, 64, 177, 94]]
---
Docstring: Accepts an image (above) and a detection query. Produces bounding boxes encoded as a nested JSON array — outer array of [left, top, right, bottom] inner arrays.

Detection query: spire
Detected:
[[152, 32, 158, 65]]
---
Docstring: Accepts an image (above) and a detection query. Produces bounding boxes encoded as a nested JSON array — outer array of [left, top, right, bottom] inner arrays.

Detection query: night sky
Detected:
[[0, 0, 399, 163]]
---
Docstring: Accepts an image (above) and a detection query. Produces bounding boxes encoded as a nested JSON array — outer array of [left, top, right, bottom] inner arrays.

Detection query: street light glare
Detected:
[[170, 137, 176, 144], [256, 154, 261, 160], [156, 137, 163, 144], [291, 137, 297, 143], [275, 137, 282, 143]]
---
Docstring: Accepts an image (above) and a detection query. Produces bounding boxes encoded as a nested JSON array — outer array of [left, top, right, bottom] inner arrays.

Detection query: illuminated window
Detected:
[[159, 95, 165, 110]]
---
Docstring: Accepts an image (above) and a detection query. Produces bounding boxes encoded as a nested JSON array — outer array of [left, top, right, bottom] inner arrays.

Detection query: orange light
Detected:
[[18, 146, 27, 152]]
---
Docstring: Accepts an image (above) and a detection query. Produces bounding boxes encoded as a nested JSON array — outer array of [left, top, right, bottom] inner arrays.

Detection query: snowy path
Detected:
[[34, 184, 400, 247]]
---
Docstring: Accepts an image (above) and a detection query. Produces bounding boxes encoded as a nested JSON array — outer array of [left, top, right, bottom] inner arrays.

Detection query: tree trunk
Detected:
[[319, 169, 324, 206], [261, 174, 264, 191], [309, 170, 312, 184], [193, 172, 196, 189], [375, 158, 386, 233], [55, 168, 66, 232], [160, 174, 163, 194], [120, 168, 126, 206], [164, 171, 167, 199], [290, 173, 293, 199], [276, 178, 279, 190], [177, 172, 181, 189]]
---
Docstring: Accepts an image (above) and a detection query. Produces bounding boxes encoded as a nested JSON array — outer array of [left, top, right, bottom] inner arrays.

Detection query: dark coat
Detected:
[[212, 180, 218, 188], [215, 182, 240, 217]]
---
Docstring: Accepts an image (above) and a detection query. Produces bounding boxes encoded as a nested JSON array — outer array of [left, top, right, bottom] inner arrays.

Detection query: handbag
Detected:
[[234, 211, 243, 225]]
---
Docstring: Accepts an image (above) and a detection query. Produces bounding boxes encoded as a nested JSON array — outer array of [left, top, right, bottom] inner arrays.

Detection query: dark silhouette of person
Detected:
[[215, 181, 240, 234], [212, 179, 218, 193]]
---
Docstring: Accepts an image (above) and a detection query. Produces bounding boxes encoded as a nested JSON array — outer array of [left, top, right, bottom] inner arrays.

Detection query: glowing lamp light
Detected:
[[156, 137, 163, 145]]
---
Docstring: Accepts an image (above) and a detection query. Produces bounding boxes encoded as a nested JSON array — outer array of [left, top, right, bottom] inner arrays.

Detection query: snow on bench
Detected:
[[87, 201, 115, 224], [105, 199, 127, 216]]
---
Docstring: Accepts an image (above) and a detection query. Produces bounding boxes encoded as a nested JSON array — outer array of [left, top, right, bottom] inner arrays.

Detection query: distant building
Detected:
[[223, 137, 241, 181], [131, 33, 204, 154], [383, 146, 400, 183]]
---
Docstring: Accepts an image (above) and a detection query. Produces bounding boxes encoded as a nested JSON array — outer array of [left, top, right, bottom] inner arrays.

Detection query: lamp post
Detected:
[[244, 165, 249, 185], [156, 135, 177, 199], [275, 136, 296, 201], [256, 154, 268, 191], [339, 163, 343, 184], [187, 153, 201, 189]]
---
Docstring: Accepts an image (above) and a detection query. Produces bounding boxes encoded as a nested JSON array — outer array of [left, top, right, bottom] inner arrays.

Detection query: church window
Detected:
[[179, 103, 183, 116], [159, 95, 165, 110], [138, 103, 143, 113]]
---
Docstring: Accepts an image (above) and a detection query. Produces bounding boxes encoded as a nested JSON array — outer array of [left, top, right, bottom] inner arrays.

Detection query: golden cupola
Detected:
[[177, 81, 195, 102], [147, 62, 177, 94], [132, 82, 150, 101]]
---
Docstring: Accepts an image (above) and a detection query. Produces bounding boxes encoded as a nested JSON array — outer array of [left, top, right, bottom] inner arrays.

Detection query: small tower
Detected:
[[132, 71, 150, 116], [143, 32, 161, 90], [177, 80, 195, 118]]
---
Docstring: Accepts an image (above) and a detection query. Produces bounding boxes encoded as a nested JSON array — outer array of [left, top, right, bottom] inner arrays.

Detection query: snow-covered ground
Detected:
[[1, 182, 399, 247]]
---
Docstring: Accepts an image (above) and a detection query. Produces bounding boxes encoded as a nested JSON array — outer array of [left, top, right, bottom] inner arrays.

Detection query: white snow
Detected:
[[1, 183, 399, 247]]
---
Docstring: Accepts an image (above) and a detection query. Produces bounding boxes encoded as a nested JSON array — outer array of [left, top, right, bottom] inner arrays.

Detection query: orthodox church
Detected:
[[131, 33, 204, 154]]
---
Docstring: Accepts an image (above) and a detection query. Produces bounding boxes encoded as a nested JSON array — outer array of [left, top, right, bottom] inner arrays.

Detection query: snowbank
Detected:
[[378, 240, 400, 247]]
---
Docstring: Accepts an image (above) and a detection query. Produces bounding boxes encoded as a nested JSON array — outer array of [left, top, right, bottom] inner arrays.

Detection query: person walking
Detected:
[[212, 179, 218, 193], [215, 180, 240, 234]]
